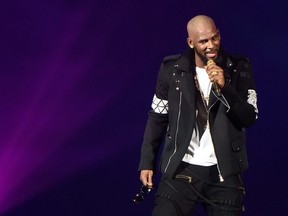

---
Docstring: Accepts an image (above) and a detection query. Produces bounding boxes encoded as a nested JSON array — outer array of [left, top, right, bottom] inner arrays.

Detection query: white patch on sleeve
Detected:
[[247, 89, 258, 118], [151, 94, 169, 114]]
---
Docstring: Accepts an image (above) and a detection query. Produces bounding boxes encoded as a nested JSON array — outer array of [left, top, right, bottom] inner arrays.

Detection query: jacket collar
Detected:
[[173, 48, 195, 73], [173, 47, 235, 108], [174, 47, 234, 73]]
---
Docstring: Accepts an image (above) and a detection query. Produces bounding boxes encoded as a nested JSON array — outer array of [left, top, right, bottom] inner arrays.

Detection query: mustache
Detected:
[[205, 48, 219, 54]]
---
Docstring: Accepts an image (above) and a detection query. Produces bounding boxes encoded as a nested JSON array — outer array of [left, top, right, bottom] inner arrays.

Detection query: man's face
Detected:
[[188, 27, 221, 67]]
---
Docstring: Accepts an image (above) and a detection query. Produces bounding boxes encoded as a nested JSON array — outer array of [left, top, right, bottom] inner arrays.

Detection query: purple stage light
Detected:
[[0, 4, 119, 214]]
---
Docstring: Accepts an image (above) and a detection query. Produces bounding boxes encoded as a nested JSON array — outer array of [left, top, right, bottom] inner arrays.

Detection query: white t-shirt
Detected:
[[182, 67, 217, 166]]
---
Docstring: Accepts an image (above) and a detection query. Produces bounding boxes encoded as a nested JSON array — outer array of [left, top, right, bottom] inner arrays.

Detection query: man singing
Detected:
[[137, 15, 258, 216]]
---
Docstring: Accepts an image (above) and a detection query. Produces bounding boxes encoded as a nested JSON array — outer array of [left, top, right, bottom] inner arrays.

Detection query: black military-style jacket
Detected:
[[138, 47, 258, 180]]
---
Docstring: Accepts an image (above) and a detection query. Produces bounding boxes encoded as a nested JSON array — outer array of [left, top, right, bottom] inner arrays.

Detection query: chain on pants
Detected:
[[151, 163, 245, 216]]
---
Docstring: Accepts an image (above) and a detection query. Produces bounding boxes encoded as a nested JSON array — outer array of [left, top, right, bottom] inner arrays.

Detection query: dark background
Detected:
[[0, 0, 285, 215]]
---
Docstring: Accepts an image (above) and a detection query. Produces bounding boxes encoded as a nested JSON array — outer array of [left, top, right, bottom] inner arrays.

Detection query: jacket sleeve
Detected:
[[138, 61, 170, 171], [220, 58, 258, 128]]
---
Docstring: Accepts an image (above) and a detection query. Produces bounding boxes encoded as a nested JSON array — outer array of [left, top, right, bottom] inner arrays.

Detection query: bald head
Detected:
[[187, 15, 217, 38], [186, 15, 221, 67]]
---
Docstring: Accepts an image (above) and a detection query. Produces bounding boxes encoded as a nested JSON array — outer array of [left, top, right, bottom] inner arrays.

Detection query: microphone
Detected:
[[207, 59, 221, 96]]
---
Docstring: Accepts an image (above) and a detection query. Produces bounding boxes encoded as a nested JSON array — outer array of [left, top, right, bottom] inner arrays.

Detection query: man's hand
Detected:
[[140, 170, 153, 188], [205, 60, 225, 88]]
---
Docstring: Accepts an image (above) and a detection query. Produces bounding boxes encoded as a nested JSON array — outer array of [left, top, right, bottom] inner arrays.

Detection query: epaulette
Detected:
[[163, 54, 181, 63], [229, 54, 250, 64]]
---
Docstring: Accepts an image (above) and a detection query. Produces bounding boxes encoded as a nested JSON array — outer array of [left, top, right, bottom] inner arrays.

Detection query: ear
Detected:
[[217, 30, 221, 40], [187, 37, 194, 49]]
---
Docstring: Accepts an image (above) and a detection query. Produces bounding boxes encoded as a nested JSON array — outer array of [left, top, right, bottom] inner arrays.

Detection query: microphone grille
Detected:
[[207, 59, 214, 66]]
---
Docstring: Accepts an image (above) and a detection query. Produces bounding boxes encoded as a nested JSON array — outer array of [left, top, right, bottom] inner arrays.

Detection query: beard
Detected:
[[194, 47, 219, 65]]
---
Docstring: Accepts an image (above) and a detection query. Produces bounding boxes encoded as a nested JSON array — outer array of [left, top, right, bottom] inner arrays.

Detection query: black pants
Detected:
[[152, 162, 245, 216]]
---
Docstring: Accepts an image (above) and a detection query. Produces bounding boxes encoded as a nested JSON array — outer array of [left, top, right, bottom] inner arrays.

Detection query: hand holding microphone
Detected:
[[206, 59, 224, 96]]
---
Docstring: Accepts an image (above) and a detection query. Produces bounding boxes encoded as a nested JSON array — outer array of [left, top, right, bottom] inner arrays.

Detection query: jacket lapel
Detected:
[[208, 90, 219, 109]]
